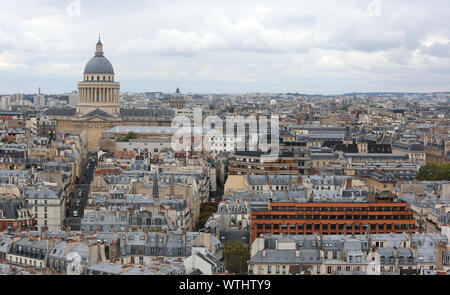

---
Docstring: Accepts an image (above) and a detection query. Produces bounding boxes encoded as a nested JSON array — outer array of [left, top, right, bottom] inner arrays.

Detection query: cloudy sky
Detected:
[[0, 0, 449, 94]]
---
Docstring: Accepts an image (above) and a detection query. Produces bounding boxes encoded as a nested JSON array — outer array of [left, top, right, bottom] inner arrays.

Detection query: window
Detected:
[[327, 266, 332, 274], [267, 266, 272, 274]]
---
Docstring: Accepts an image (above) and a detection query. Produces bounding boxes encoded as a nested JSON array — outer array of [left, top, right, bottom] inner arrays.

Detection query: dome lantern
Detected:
[[95, 35, 104, 57]]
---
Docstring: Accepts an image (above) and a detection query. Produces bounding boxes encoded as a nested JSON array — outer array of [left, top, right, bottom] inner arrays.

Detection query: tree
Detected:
[[417, 163, 450, 181], [117, 132, 138, 142], [195, 202, 218, 230], [223, 240, 250, 275]]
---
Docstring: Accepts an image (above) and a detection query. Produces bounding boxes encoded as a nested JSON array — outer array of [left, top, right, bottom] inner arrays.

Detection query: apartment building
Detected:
[[229, 150, 299, 176], [250, 198, 416, 242]]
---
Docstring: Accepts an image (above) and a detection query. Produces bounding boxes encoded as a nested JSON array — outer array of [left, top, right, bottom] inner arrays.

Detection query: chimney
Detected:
[[40, 225, 47, 240], [163, 231, 168, 245], [295, 249, 300, 257], [346, 178, 352, 189], [262, 249, 267, 257], [87, 244, 93, 266], [435, 241, 444, 270], [411, 245, 417, 259], [46, 236, 60, 254], [182, 229, 187, 246], [99, 243, 107, 262]]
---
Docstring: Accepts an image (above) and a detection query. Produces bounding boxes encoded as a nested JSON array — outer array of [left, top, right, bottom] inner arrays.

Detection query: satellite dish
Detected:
[[66, 251, 82, 275]]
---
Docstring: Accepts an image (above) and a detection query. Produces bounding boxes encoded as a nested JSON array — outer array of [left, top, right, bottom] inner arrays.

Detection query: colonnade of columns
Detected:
[[78, 86, 120, 104]]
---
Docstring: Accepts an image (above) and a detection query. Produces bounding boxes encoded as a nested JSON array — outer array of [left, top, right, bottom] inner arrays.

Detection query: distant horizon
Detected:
[[1, 90, 449, 97]]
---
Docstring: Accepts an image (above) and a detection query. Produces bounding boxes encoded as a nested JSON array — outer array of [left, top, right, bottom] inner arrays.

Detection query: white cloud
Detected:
[[0, 0, 449, 94]]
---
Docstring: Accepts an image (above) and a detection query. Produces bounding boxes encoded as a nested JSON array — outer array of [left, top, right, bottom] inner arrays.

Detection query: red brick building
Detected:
[[251, 199, 415, 242]]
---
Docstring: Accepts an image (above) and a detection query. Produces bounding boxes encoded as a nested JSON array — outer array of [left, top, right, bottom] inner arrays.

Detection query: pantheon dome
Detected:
[[76, 38, 121, 117], [83, 39, 115, 75]]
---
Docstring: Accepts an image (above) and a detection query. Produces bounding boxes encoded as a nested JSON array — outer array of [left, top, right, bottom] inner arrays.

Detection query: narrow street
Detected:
[[64, 152, 98, 231]]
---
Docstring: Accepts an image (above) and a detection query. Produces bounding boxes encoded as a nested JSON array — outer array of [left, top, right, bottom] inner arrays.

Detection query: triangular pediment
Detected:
[[83, 115, 110, 122], [82, 108, 114, 119]]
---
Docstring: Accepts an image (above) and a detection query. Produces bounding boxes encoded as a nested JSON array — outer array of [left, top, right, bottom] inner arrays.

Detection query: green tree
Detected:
[[223, 241, 250, 275], [417, 163, 450, 181], [117, 132, 138, 142], [195, 202, 218, 230]]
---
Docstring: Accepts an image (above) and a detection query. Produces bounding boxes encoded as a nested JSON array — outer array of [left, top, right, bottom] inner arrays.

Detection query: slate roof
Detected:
[[250, 249, 321, 264], [82, 108, 113, 118], [42, 108, 76, 116], [120, 108, 174, 118], [23, 189, 60, 200], [0, 200, 27, 219]]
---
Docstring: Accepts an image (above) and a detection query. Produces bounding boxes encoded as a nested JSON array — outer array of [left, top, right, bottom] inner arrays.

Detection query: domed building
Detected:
[[44, 38, 175, 150], [76, 38, 121, 117]]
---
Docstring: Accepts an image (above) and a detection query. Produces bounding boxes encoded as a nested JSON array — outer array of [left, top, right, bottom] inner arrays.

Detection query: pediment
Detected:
[[83, 115, 110, 122]]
